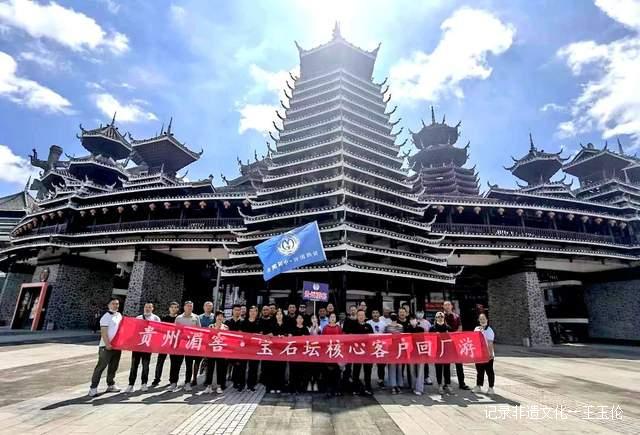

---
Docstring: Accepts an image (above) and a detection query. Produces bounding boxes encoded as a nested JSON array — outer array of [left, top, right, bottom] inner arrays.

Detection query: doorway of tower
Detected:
[[11, 282, 51, 331]]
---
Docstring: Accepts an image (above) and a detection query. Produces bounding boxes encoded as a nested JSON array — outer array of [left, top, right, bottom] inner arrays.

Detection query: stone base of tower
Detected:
[[124, 253, 185, 317], [0, 264, 35, 326], [585, 280, 640, 342], [487, 268, 553, 346], [32, 257, 116, 330]]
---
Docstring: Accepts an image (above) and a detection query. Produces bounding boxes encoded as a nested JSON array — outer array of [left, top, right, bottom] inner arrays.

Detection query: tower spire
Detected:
[[332, 21, 341, 39], [431, 106, 436, 124], [529, 132, 535, 151], [111, 112, 117, 126]]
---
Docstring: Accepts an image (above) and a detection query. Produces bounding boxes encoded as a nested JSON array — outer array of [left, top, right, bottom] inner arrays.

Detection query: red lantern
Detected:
[[184, 201, 191, 208], [117, 206, 124, 214], [131, 204, 138, 211], [164, 202, 171, 210], [149, 203, 156, 211], [102, 207, 109, 215], [222, 201, 230, 209], [200, 201, 208, 209]]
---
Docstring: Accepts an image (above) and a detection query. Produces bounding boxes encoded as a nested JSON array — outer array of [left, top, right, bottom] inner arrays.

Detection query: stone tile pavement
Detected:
[[0, 342, 638, 435]]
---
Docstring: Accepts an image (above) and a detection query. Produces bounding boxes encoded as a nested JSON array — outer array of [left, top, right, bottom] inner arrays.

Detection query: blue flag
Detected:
[[255, 221, 327, 281]]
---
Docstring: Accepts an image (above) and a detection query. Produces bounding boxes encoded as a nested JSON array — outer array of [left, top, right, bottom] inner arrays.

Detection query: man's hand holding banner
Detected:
[[112, 317, 491, 365]]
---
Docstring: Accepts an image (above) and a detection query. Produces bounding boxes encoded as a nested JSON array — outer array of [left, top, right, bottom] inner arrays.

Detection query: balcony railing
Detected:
[[430, 223, 622, 244], [81, 218, 245, 233]]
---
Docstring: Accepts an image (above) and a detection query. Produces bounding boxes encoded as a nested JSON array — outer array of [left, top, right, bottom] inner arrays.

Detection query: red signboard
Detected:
[[111, 317, 491, 364]]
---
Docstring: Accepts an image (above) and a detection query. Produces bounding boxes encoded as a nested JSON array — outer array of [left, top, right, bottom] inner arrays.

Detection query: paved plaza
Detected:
[[0, 335, 638, 435]]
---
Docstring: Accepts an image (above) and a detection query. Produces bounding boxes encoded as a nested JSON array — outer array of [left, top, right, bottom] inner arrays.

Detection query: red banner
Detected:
[[111, 317, 490, 364]]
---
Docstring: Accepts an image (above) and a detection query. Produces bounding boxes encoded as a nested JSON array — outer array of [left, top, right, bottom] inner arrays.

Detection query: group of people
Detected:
[[89, 298, 496, 398]]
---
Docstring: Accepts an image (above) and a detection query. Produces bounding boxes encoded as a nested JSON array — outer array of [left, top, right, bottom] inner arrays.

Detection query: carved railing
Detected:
[[430, 223, 624, 244]]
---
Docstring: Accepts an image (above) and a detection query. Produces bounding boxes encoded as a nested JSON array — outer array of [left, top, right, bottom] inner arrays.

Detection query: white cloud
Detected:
[[389, 7, 515, 102], [237, 104, 281, 135], [235, 64, 296, 135], [170, 4, 187, 27], [0, 144, 40, 186], [18, 41, 71, 72], [0, 0, 129, 55], [98, 0, 121, 15], [556, 0, 640, 147], [93, 93, 158, 123], [0, 51, 72, 113], [540, 103, 567, 113], [247, 64, 297, 100], [595, 0, 640, 29]]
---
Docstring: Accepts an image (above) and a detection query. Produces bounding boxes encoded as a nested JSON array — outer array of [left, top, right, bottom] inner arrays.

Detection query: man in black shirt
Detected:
[[298, 303, 312, 327], [242, 306, 261, 391], [351, 309, 374, 395], [284, 303, 298, 333], [397, 307, 410, 331], [151, 301, 179, 387], [258, 305, 274, 333], [225, 304, 245, 390], [342, 305, 358, 333]]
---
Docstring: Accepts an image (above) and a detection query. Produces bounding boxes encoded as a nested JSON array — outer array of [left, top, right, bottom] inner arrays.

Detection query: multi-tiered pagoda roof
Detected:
[[409, 107, 479, 196], [218, 26, 458, 286]]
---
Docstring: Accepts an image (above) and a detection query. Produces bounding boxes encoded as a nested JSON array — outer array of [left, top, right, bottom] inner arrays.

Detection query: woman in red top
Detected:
[[322, 312, 343, 396]]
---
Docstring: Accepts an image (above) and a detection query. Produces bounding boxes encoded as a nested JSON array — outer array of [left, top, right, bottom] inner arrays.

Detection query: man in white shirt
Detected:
[[125, 302, 161, 393], [367, 309, 387, 388], [89, 298, 123, 397]]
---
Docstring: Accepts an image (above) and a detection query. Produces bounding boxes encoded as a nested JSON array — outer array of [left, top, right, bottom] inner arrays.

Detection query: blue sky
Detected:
[[1, 0, 639, 197]]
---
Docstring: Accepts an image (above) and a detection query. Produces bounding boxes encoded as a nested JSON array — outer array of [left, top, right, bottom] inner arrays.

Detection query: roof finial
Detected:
[[442, 114, 446, 124], [431, 106, 436, 124], [333, 21, 341, 39], [167, 117, 173, 134], [617, 137, 624, 155], [111, 112, 117, 125], [529, 132, 535, 151]]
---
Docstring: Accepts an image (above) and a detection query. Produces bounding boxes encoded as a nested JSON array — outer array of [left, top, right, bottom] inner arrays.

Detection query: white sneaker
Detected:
[[168, 383, 177, 391], [425, 377, 433, 385], [275, 390, 281, 394], [487, 387, 495, 395], [471, 385, 481, 393], [216, 387, 223, 394], [204, 386, 213, 394], [184, 383, 192, 392], [414, 390, 423, 396], [88, 388, 98, 397], [438, 385, 444, 394], [140, 384, 148, 392], [106, 385, 121, 393], [125, 385, 134, 394]]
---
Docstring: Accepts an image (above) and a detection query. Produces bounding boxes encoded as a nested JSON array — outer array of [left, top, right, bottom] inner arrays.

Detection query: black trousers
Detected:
[[325, 364, 341, 394], [169, 355, 186, 384], [232, 360, 247, 388], [128, 351, 151, 386], [247, 360, 260, 389], [475, 359, 495, 387], [435, 363, 451, 386], [423, 363, 431, 379], [204, 358, 227, 388], [352, 363, 372, 391], [455, 363, 466, 386], [289, 362, 309, 393], [376, 364, 386, 384], [90, 347, 121, 389], [153, 353, 168, 384], [264, 361, 286, 392], [189, 357, 202, 383]]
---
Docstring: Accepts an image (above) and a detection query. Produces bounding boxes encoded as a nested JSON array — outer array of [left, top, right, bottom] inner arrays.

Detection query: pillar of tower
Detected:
[[0, 264, 35, 325], [487, 261, 552, 346], [124, 252, 185, 317], [33, 256, 116, 329]]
